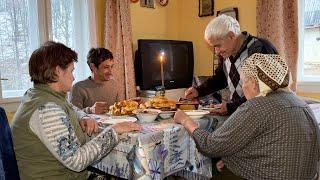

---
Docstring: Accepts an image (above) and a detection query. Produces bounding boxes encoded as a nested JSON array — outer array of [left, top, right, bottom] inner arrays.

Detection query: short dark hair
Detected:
[[29, 41, 78, 84], [87, 48, 113, 70]]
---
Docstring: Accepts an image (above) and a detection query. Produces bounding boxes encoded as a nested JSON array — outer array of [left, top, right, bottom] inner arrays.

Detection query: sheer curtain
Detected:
[[104, 0, 136, 100], [71, 0, 99, 82], [256, 0, 299, 91]]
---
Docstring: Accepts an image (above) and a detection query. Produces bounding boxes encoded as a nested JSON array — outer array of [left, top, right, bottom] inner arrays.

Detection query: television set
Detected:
[[135, 39, 194, 90]]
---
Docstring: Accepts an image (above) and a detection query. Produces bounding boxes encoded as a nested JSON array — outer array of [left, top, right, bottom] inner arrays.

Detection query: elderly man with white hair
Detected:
[[185, 14, 278, 115], [175, 53, 320, 179]]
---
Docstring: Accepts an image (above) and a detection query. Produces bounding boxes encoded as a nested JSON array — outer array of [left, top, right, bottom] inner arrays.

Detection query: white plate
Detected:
[[98, 116, 137, 125], [184, 110, 210, 120]]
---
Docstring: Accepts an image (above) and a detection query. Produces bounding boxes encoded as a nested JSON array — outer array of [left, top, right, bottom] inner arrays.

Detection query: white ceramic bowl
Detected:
[[159, 111, 176, 119], [133, 109, 161, 123], [184, 110, 210, 120]]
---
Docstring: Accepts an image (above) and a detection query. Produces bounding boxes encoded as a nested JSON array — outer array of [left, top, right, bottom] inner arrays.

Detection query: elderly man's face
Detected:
[[207, 32, 237, 59]]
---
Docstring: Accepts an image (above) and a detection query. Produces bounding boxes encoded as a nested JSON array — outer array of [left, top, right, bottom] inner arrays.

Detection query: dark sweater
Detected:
[[196, 32, 278, 114]]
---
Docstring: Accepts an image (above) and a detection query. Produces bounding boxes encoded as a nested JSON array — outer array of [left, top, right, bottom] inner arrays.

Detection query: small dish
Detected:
[[184, 110, 210, 120], [159, 110, 176, 119], [133, 109, 161, 123]]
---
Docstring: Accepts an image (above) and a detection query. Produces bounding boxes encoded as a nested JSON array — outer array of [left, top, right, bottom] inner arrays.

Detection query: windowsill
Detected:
[[0, 97, 22, 112], [297, 81, 320, 93], [0, 97, 22, 104]]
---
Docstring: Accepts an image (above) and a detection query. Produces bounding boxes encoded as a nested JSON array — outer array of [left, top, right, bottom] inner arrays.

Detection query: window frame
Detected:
[[0, 0, 94, 103], [297, 0, 320, 93]]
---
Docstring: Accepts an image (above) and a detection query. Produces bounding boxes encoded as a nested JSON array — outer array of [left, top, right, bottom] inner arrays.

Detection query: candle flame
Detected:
[[159, 51, 165, 62]]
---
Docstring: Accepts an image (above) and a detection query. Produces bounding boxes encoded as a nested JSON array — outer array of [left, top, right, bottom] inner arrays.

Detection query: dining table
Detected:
[[90, 114, 227, 180]]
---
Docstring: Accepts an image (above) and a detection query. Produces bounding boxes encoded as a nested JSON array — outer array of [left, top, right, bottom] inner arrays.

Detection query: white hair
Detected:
[[204, 14, 241, 41]]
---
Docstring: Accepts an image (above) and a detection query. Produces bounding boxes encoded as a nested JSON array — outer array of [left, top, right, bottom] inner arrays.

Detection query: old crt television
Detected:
[[135, 39, 194, 90]]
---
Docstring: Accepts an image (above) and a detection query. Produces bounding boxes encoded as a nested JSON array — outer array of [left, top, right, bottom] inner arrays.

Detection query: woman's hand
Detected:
[[174, 110, 199, 133], [79, 117, 99, 136], [111, 122, 141, 135]]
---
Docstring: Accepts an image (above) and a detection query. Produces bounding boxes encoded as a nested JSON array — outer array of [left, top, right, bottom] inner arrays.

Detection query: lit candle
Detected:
[[159, 52, 165, 88]]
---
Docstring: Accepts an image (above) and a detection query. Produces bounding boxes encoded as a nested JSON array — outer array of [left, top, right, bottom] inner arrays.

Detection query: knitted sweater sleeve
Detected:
[[70, 84, 92, 113], [29, 102, 118, 172]]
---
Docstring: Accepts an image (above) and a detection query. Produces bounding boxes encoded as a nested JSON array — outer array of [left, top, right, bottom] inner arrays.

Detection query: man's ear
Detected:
[[227, 31, 236, 40], [89, 63, 97, 72]]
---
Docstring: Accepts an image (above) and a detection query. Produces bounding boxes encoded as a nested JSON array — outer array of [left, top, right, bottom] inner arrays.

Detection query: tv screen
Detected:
[[135, 39, 194, 90]]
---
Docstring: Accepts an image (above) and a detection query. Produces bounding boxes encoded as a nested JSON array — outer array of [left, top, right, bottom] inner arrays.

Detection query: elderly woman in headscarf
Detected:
[[174, 53, 320, 179]]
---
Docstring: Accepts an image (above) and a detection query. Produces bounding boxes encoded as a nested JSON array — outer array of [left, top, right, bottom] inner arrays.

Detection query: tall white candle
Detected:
[[160, 55, 164, 87]]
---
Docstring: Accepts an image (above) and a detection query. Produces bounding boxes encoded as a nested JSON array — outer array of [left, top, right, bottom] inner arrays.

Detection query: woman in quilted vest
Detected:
[[11, 41, 140, 180]]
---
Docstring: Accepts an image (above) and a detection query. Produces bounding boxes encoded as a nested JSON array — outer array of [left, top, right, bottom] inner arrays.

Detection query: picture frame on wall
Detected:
[[217, 7, 239, 21], [198, 0, 214, 17], [140, 0, 155, 8]]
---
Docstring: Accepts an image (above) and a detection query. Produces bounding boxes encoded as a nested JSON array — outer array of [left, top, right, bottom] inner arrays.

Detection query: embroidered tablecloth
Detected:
[[92, 117, 216, 179]]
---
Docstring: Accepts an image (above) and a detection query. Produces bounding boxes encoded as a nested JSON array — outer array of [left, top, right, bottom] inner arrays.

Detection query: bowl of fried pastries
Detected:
[[109, 96, 177, 117], [139, 96, 176, 111], [109, 100, 139, 116]]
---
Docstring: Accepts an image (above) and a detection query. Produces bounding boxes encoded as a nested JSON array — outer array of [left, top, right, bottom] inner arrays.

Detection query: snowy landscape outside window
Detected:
[[0, 0, 91, 99]]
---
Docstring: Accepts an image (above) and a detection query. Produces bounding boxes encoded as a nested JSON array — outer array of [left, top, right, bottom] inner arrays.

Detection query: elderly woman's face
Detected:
[[240, 72, 259, 100], [56, 62, 75, 93]]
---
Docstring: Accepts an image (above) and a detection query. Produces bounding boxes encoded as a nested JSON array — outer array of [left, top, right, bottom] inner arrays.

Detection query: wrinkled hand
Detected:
[[80, 117, 99, 136], [216, 160, 225, 172], [210, 102, 228, 115], [184, 87, 199, 99], [173, 109, 190, 124], [174, 110, 199, 133], [90, 102, 108, 114], [111, 122, 141, 135]]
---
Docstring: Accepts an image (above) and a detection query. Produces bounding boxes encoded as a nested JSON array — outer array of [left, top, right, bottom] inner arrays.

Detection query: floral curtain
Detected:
[[256, 0, 299, 91], [104, 0, 136, 100]]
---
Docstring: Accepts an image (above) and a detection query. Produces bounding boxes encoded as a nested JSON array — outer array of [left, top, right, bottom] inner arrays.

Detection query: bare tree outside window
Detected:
[[51, 0, 73, 47], [0, 0, 91, 99], [0, 0, 32, 98]]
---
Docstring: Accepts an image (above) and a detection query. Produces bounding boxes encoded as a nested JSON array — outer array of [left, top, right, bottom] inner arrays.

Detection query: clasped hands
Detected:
[[79, 117, 140, 136]]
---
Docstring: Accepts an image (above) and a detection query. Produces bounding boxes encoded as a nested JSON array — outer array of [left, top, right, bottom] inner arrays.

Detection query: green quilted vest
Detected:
[[11, 84, 87, 180]]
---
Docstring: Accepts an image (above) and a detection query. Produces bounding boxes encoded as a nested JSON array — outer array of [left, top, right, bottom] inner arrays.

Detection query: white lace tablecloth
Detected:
[[92, 117, 215, 179]]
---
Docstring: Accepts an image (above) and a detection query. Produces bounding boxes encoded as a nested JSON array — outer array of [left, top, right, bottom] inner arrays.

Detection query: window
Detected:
[[0, 0, 92, 100], [298, 0, 320, 82]]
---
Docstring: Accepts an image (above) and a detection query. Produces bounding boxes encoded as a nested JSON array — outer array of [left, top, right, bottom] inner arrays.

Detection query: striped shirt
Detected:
[[29, 102, 118, 172]]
